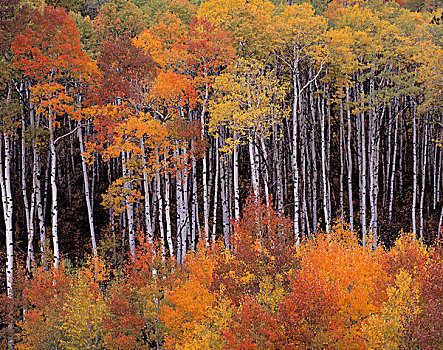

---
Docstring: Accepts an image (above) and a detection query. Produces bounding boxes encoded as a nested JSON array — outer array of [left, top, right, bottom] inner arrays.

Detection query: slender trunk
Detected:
[[419, 118, 428, 241], [219, 132, 230, 248], [155, 168, 167, 260], [43, 149, 50, 224], [108, 162, 116, 264], [175, 148, 183, 264], [212, 137, 219, 245], [346, 86, 354, 231], [233, 132, 240, 219], [436, 132, 442, 208], [49, 119, 60, 268], [388, 111, 399, 224], [260, 137, 270, 204], [358, 83, 367, 245], [201, 83, 210, 239], [141, 139, 153, 245], [412, 103, 417, 236], [339, 100, 345, 224], [301, 99, 310, 239], [1, 130, 14, 349], [249, 136, 260, 197], [433, 132, 439, 210], [181, 151, 189, 261], [292, 73, 301, 246], [399, 112, 404, 194], [27, 153, 37, 274], [164, 167, 173, 257], [78, 124, 97, 255], [122, 151, 135, 258], [22, 117, 30, 242], [191, 150, 200, 250], [309, 84, 318, 233], [274, 125, 283, 213], [320, 94, 330, 232]]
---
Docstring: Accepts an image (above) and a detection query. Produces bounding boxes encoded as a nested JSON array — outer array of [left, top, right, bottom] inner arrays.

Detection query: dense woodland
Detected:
[[0, 0, 443, 348]]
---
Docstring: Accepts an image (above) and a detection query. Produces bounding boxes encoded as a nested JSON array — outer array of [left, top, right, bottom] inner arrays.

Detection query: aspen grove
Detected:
[[0, 0, 443, 349]]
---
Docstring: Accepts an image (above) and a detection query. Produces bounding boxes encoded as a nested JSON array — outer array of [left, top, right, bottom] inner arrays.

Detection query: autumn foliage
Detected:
[[2, 0, 443, 349], [8, 194, 441, 349]]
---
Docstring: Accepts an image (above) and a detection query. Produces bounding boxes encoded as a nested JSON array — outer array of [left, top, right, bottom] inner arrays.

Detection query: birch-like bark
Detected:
[[399, 113, 404, 194], [43, 149, 50, 224], [1, 135, 13, 295], [412, 103, 417, 236], [164, 168, 173, 256], [384, 106, 393, 208], [301, 99, 310, 239], [140, 139, 153, 245], [310, 88, 318, 233], [176, 170, 183, 264], [21, 116, 30, 242], [212, 137, 219, 245], [219, 133, 230, 248], [49, 117, 60, 268], [122, 151, 135, 258], [108, 162, 116, 264], [233, 132, 240, 219], [346, 86, 354, 231], [274, 125, 283, 213], [78, 124, 97, 255], [191, 151, 200, 250], [181, 154, 190, 261], [155, 169, 167, 260], [367, 76, 382, 246], [1, 130, 14, 350], [35, 141, 46, 265], [358, 83, 367, 245], [388, 111, 399, 224], [292, 74, 301, 246], [419, 118, 428, 241], [260, 137, 270, 204], [320, 94, 330, 232], [436, 132, 442, 208], [201, 83, 210, 239], [27, 152, 37, 274], [249, 136, 260, 198], [433, 132, 439, 210], [339, 100, 345, 223]]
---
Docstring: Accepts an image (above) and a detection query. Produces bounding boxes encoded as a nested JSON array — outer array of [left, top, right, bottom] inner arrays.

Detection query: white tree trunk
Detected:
[[339, 101, 345, 224], [140, 139, 153, 245], [388, 112, 399, 224], [309, 87, 318, 234], [212, 137, 219, 245], [78, 124, 97, 255], [21, 117, 30, 241], [49, 121, 60, 268], [122, 151, 135, 258], [191, 150, 200, 250], [155, 169, 167, 260], [345, 86, 354, 231], [219, 133, 230, 248], [201, 84, 210, 240], [248, 136, 260, 198], [164, 167, 174, 257], [419, 119, 428, 241], [233, 132, 240, 219], [27, 153, 37, 274], [292, 74, 301, 246], [260, 137, 270, 204], [320, 95, 330, 232], [412, 104, 417, 236]]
